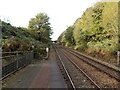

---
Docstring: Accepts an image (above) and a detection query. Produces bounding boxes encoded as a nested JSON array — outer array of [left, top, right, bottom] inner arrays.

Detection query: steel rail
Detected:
[[54, 45, 76, 89], [65, 49, 120, 81], [54, 45, 102, 89], [69, 49, 120, 72], [59, 48, 102, 89]]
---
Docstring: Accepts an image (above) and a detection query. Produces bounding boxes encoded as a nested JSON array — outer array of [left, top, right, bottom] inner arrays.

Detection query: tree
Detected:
[[58, 2, 119, 56], [64, 26, 75, 46], [28, 13, 52, 42]]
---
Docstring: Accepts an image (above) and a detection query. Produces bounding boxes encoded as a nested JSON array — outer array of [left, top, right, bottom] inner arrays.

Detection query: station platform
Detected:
[[2, 49, 67, 88], [29, 60, 67, 88]]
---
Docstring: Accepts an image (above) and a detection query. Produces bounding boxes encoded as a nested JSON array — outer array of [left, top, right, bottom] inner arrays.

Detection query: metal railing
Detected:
[[0, 51, 31, 59], [0, 51, 34, 79]]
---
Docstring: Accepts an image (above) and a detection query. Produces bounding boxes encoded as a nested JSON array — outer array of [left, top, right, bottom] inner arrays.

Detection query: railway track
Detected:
[[54, 44, 120, 89], [53, 45, 102, 89], [64, 47, 120, 82]]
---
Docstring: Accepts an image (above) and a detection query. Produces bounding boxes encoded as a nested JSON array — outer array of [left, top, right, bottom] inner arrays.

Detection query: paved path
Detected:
[[2, 48, 67, 88]]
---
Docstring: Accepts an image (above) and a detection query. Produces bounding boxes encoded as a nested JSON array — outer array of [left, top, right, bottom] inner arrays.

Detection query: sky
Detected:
[[0, 0, 100, 41]]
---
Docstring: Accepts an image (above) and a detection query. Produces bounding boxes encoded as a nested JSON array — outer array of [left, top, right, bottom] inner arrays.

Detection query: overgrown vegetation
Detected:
[[58, 2, 119, 63], [2, 13, 52, 57]]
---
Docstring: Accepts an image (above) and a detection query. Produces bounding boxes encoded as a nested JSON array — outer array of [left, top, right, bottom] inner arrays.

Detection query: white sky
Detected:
[[0, 0, 100, 41]]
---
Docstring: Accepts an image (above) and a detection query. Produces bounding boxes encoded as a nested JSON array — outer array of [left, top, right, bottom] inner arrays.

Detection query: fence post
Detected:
[[117, 51, 120, 65], [16, 51, 19, 69]]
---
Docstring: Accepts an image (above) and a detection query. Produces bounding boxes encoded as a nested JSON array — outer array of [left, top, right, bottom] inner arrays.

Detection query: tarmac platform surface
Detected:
[[2, 48, 67, 88]]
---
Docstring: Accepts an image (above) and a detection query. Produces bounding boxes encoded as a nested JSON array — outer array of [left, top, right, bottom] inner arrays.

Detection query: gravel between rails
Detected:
[[56, 47, 98, 88], [62, 49, 119, 88], [67, 49, 120, 81]]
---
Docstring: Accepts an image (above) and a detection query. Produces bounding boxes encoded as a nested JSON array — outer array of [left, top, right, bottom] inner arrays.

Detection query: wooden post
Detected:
[[117, 51, 120, 65], [16, 51, 19, 69], [118, 1, 120, 65], [0, 19, 2, 88]]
